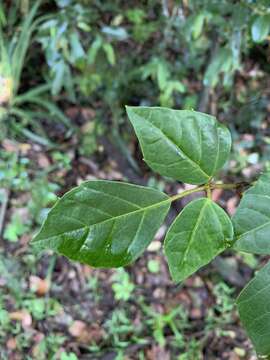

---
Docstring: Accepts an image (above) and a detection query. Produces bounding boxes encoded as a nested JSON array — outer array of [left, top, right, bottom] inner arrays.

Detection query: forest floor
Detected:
[[0, 118, 262, 359]]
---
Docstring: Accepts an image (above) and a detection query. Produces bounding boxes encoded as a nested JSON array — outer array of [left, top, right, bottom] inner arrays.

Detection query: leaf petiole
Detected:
[[169, 182, 247, 203]]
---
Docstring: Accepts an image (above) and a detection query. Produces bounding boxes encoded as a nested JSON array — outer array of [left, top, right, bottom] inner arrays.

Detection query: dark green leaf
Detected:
[[164, 198, 233, 282], [126, 106, 231, 185], [31, 181, 170, 267], [237, 261, 270, 356], [233, 172, 270, 254]]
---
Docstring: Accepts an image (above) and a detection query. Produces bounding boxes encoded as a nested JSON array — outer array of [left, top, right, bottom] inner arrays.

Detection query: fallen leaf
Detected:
[[146, 345, 170, 360], [69, 321, 105, 344], [10, 310, 32, 327], [190, 307, 202, 319], [37, 153, 50, 168], [31, 332, 45, 359], [69, 320, 86, 337], [7, 337, 17, 350], [29, 276, 50, 296], [2, 139, 19, 153], [81, 107, 96, 120]]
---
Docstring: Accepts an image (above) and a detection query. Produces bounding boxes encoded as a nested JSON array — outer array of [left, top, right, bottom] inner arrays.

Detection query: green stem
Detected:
[[169, 182, 245, 203], [210, 183, 238, 190], [170, 186, 205, 202]]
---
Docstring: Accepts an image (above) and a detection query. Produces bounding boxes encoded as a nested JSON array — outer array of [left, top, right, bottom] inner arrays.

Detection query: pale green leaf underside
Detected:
[[251, 16, 270, 43], [237, 261, 270, 356], [164, 198, 233, 282], [233, 172, 270, 254], [31, 181, 170, 267], [126, 106, 231, 185]]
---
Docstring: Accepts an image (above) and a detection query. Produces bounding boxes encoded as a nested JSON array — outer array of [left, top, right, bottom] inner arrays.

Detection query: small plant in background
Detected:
[[112, 268, 135, 301], [0, 150, 30, 190], [60, 352, 78, 360], [3, 212, 29, 242], [0, 1, 71, 145], [32, 106, 270, 357], [147, 259, 160, 274]]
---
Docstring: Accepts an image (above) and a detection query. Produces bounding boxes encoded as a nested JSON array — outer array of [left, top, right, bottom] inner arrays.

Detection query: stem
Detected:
[[170, 186, 205, 202], [206, 186, 212, 199], [210, 183, 238, 190], [169, 182, 246, 203]]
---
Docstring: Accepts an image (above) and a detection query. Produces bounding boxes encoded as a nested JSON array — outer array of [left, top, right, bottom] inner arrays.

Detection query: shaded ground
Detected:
[[0, 127, 262, 359]]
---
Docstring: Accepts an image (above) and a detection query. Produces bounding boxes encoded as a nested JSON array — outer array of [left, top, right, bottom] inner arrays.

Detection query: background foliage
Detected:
[[0, 0, 270, 358]]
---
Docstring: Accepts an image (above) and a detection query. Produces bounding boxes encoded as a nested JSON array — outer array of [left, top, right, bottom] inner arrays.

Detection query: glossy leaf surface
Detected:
[[126, 106, 231, 185], [31, 181, 170, 267], [237, 261, 270, 356], [233, 172, 270, 254], [164, 198, 233, 282]]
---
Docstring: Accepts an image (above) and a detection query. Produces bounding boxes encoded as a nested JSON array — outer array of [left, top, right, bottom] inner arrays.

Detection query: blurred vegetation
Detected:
[[0, 0, 270, 358]]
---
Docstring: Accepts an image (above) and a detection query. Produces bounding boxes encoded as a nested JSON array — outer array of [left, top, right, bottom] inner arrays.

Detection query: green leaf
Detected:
[[233, 172, 270, 254], [126, 106, 231, 185], [164, 198, 233, 282], [157, 61, 170, 90], [87, 36, 102, 64], [4, 213, 28, 242], [237, 261, 270, 356], [204, 48, 233, 87], [191, 13, 205, 39], [251, 15, 270, 43], [69, 32, 85, 63], [103, 42, 116, 65], [31, 181, 170, 267], [51, 60, 66, 95], [11, 0, 41, 93]]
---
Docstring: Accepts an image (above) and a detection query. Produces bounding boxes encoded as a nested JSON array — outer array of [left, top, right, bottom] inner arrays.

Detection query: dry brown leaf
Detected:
[[2, 139, 19, 153], [7, 337, 17, 350], [146, 345, 170, 360], [37, 153, 50, 168], [81, 107, 96, 120], [29, 275, 50, 296], [10, 310, 32, 327], [31, 332, 45, 359], [190, 307, 202, 319], [65, 107, 80, 120], [19, 143, 32, 155], [69, 320, 86, 337], [69, 321, 104, 344]]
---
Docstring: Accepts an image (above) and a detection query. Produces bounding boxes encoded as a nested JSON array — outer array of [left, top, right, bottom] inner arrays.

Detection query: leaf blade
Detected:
[[164, 198, 233, 282], [251, 15, 270, 43], [237, 261, 270, 356], [31, 181, 170, 267], [126, 106, 231, 185], [233, 172, 270, 254]]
